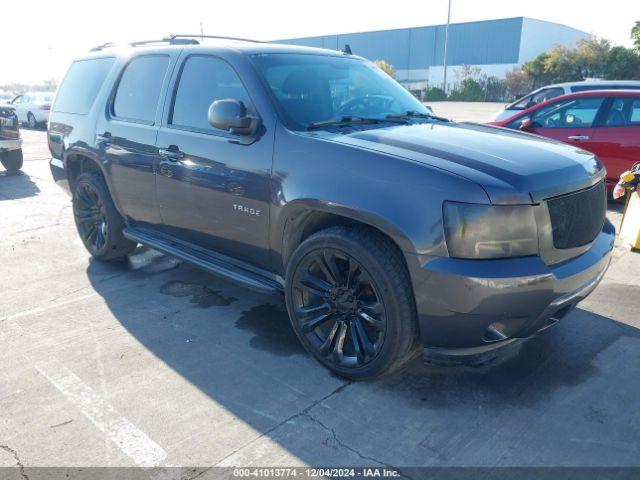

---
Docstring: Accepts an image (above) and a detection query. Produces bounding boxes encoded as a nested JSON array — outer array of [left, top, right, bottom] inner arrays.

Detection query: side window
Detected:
[[512, 88, 564, 110], [113, 55, 170, 124], [532, 96, 605, 129], [630, 99, 640, 125], [171, 56, 253, 133], [54, 58, 115, 115]]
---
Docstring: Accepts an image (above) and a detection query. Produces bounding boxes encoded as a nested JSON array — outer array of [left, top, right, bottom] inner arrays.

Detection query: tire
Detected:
[[27, 112, 37, 129], [285, 225, 418, 380], [72, 171, 137, 261], [0, 149, 23, 171]]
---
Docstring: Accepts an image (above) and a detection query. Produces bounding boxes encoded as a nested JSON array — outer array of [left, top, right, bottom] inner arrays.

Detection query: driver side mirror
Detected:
[[208, 99, 260, 136], [519, 117, 533, 131]]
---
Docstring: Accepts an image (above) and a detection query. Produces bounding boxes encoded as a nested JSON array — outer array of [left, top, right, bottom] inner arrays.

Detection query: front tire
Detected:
[[72, 171, 137, 261], [285, 226, 417, 380], [0, 149, 23, 171]]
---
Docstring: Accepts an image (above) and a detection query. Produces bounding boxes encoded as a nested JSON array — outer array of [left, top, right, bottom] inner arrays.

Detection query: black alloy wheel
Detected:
[[74, 181, 109, 255], [291, 247, 387, 368]]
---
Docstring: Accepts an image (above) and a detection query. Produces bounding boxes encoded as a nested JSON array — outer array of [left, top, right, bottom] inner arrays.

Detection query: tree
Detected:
[[632, 21, 640, 51], [373, 60, 396, 78], [605, 46, 640, 79], [423, 86, 447, 101], [522, 52, 553, 88], [574, 36, 611, 78], [543, 45, 581, 83], [504, 67, 533, 100]]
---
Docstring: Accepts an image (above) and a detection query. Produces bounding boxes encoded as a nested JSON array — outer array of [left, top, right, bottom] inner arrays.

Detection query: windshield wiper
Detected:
[[307, 116, 409, 131], [386, 110, 450, 122]]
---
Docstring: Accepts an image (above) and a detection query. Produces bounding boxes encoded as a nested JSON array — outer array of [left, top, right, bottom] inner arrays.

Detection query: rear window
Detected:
[[112, 55, 170, 124], [571, 84, 640, 92], [53, 58, 115, 114]]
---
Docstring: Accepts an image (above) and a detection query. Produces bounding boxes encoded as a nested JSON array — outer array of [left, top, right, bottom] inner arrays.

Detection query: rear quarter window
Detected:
[[53, 58, 115, 114]]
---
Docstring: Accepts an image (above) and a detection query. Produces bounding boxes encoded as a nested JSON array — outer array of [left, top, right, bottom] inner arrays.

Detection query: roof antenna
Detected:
[[342, 44, 352, 55]]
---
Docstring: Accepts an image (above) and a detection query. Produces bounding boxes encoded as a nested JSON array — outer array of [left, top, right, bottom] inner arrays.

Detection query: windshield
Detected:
[[251, 53, 430, 130], [33, 93, 54, 102]]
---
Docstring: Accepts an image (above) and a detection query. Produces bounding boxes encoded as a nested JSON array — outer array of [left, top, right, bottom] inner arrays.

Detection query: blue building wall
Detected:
[[276, 17, 588, 86]]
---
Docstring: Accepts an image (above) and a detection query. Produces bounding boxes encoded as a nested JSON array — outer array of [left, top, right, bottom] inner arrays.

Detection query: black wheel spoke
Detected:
[[296, 303, 330, 317], [346, 258, 360, 289], [360, 300, 383, 316], [358, 309, 385, 331], [74, 182, 108, 255], [332, 322, 347, 363], [302, 271, 332, 295], [321, 250, 342, 285], [320, 321, 340, 355], [349, 320, 364, 364], [354, 317, 376, 357], [301, 312, 337, 333]]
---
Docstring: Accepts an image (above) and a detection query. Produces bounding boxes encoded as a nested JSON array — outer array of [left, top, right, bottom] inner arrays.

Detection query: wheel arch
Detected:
[[276, 199, 415, 275]]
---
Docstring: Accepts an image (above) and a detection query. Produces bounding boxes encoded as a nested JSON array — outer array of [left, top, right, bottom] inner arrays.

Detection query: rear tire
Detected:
[[72, 171, 137, 261], [0, 149, 23, 171], [285, 226, 418, 380]]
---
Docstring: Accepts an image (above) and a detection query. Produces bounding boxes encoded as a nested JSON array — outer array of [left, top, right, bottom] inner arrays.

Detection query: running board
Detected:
[[123, 227, 283, 295]]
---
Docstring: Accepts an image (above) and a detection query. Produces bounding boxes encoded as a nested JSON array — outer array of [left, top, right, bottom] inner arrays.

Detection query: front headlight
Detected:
[[443, 202, 539, 259]]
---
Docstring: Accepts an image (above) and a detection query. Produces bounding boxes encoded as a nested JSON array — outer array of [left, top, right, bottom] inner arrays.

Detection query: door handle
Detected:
[[567, 135, 589, 141], [159, 146, 184, 161], [96, 131, 113, 144]]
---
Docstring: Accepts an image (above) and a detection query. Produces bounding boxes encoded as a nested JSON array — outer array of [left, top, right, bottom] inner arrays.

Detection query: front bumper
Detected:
[[406, 220, 615, 351], [0, 137, 22, 152]]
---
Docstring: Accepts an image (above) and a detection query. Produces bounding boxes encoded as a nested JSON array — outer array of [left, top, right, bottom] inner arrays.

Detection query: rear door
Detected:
[[155, 53, 273, 269], [525, 95, 607, 152], [589, 96, 640, 186], [95, 53, 176, 229]]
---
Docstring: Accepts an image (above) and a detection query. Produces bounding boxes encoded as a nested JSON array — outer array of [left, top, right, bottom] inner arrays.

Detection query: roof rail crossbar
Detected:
[[89, 37, 199, 52], [167, 34, 263, 43]]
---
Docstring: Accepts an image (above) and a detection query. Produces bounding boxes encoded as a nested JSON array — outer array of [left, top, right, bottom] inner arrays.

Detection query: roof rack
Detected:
[[90, 34, 262, 52], [167, 34, 263, 43]]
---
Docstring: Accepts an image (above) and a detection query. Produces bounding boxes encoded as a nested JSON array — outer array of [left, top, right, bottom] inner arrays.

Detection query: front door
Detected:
[[526, 95, 607, 153], [589, 96, 640, 186], [95, 54, 174, 228], [155, 54, 273, 269]]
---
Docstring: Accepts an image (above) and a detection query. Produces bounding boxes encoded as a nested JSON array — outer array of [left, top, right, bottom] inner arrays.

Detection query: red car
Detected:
[[490, 90, 640, 194]]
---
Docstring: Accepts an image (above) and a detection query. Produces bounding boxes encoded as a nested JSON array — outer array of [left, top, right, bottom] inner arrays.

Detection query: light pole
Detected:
[[442, 0, 452, 94]]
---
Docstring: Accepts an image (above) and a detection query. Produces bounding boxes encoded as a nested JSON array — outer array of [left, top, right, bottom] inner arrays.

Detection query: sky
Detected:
[[0, 0, 638, 85]]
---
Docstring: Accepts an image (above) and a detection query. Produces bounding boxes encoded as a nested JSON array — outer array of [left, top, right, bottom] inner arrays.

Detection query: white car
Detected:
[[10, 92, 54, 128], [492, 80, 640, 121]]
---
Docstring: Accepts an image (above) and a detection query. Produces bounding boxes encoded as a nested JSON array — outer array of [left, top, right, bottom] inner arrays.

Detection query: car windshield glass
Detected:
[[251, 53, 431, 130]]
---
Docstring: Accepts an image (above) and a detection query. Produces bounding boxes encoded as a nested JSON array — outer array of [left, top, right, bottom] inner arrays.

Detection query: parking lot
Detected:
[[2, 104, 640, 470]]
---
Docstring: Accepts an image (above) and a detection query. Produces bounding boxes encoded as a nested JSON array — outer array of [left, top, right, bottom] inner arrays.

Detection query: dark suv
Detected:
[[0, 104, 23, 171], [48, 36, 614, 379]]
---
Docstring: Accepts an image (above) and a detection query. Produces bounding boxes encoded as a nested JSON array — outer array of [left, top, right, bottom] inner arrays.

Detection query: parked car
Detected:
[[0, 91, 15, 104], [48, 37, 613, 379], [490, 90, 640, 194], [493, 80, 640, 121], [0, 104, 23, 171], [10, 92, 54, 128]]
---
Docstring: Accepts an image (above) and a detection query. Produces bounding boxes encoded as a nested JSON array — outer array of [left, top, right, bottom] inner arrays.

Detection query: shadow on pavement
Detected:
[[0, 170, 40, 200], [86, 247, 640, 466]]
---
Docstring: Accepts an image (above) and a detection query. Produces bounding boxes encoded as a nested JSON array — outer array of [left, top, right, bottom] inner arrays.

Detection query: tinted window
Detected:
[[171, 56, 252, 132], [252, 53, 429, 130], [54, 58, 115, 114], [511, 88, 564, 110], [603, 97, 640, 126], [113, 55, 170, 123], [571, 84, 640, 92], [531, 96, 605, 128]]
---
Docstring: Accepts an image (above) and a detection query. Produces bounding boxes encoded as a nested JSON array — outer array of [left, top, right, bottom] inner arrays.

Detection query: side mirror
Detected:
[[208, 99, 259, 136], [519, 117, 533, 131]]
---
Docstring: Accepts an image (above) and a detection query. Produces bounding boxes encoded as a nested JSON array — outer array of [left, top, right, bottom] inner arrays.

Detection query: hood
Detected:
[[321, 122, 604, 204]]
